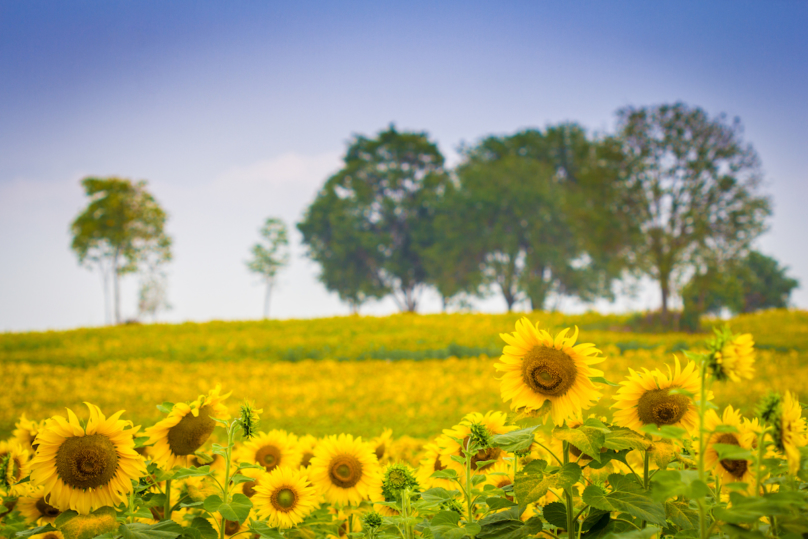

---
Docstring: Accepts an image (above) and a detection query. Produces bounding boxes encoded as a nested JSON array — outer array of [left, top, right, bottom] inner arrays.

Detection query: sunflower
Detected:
[[208, 516, 252, 537], [144, 386, 230, 470], [235, 430, 302, 473], [13, 415, 43, 453], [0, 440, 30, 494], [236, 465, 268, 499], [612, 356, 710, 433], [415, 442, 454, 491], [252, 466, 319, 529], [702, 406, 757, 487], [371, 429, 393, 462], [29, 532, 64, 539], [308, 434, 382, 506], [297, 435, 318, 468], [496, 319, 604, 425], [480, 460, 514, 497], [28, 403, 145, 514], [771, 391, 807, 475], [711, 333, 755, 382], [439, 411, 515, 475], [17, 486, 62, 524]]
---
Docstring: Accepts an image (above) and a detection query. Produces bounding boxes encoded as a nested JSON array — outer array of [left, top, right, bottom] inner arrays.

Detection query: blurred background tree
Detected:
[[682, 251, 800, 329], [298, 125, 450, 312], [70, 177, 172, 325], [246, 217, 290, 319], [617, 103, 771, 323]]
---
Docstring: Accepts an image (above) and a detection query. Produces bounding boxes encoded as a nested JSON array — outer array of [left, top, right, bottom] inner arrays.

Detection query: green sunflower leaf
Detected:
[[248, 521, 284, 539], [582, 475, 666, 526], [650, 470, 709, 502], [477, 507, 526, 539], [420, 487, 460, 505], [431, 469, 458, 480], [490, 426, 539, 453], [712, 443, 754, 461], [589, 376, 620, 387], [553, 426, 606, 462], [485, 496, 517, 510], [15, 525, 57, 538], [429, 510, 462, 539], [172, 466, 212, 479], [542, 502, 568, 529], [603, 428, 651, 452], [601, 525, 661, 539], [513, 460, 581, 509], [119, 521, 183, 539], [639, 425, 686, 440], [216, 493, 253, 524], [665, 501, 699, 530], [157, 402, 174, 414]]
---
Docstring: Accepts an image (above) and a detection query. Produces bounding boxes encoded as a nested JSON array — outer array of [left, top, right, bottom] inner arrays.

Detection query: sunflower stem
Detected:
[[754, 427, 767, 497], [164, 478, 172, 522], [563, 442, 574, 539], [640, 450, 650, 529], [697, 359, 709, 539], [464, 437, 477, 539], [220, 420, 237, 539]]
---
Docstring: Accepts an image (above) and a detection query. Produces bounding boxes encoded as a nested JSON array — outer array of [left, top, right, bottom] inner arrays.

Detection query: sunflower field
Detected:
[[0, 310, 807, 539]]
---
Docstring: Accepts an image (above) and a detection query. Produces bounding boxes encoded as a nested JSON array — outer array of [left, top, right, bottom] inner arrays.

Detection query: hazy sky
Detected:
[[1, 1, 806, 332]]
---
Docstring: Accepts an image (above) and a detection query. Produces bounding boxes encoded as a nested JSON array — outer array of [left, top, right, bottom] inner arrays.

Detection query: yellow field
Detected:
[[1, 310, 805, 439]]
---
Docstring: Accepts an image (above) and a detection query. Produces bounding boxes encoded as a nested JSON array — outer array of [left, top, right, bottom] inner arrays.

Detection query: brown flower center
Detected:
[[716, 433, 748, 479], [167, 405, 216, 456], [375, 444, 385, 461], [329, 454, 363, 488], [496, 479, 514, 502], [271, 488, 297, 512], [224, 520, 240, 536], [637, 389, 690, 426], [433, 455, 445, 472], [55, 434, 119, 489], [521, 346, 578, 397], [255, 444, 282, 471], [35, 498, 61, 518], [300, 451, 314, 468], [242, 480, 257, 497]]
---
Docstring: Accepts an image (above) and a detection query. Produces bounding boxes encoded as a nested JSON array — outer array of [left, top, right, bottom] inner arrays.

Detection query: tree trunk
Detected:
[[113, 252, 121, 325], [660, 280, 669, 324], [100, 261, 111, 325], [263, 281, 272, 319]]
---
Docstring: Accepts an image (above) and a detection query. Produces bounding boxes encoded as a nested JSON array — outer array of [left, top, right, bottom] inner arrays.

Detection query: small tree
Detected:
[[246, 218, 290, 319], [617, 103, 771, 322], [70, 177, 172, 325], [137, 269, 171, 322]]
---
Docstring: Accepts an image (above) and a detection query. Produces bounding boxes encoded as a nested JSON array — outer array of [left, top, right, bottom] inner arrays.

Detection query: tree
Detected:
[[446, 125, 636, 311], [137, 270, 171, 322], [70, 177, 172, 325], [682, 251, 799, 325], [617, 102, 771, 321], [246, 218, 290, 319], [298, 125, 450, 312]]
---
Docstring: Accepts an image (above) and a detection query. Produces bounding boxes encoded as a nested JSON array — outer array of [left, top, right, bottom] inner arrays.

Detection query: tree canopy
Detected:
[[70, 177, 171, 324], [298, 125, 450, 312]]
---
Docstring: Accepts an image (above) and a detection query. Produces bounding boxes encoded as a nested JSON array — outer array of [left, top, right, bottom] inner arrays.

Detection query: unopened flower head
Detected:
[[381, 463, 419, 501], [238, 401, 262, 440], [468, 422, 492, 450], [362, 511, 383, 530]]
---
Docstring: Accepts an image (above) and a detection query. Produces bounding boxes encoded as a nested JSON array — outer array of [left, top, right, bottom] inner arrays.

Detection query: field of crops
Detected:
[[1, 310, 806, 439]]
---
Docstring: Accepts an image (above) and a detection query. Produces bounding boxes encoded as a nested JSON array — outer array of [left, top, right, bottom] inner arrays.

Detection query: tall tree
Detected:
[[70, 177, 172, 325], [449, 124, 636, 311], [246, 217, 290, 319], [617, 103, 771, 321], [298, 125, 449, 312]]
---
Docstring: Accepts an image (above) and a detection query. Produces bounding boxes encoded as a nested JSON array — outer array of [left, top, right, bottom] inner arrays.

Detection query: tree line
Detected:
[[69, 102, 799, 325]]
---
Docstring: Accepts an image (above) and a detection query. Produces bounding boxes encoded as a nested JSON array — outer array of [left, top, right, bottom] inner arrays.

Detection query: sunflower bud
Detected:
[[757, 392, 782, 425], [238, 401, 262, 440], [382, 464, 419, 501], [362, 511, 383, 530], [705, 327, 755, 383], [468, 422, 492, 450]]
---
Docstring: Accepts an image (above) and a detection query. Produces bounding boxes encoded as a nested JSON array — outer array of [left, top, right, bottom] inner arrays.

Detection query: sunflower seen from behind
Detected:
[[771, 391, 807, 475], [235, 429, 302, 473], [308, 434, 382, 505], [29, 403, 145, 514], [495, 319, 604, 425], [145, 386, 230, 470], [709, 332, 755, 382], [253, 466, 319, 529], [612, 356, 709, 433], [0, 439, 30, 495], [702, 406, 757, 488]]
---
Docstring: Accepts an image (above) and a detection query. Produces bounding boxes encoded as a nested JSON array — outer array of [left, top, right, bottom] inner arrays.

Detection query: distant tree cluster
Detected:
[[69, 102, 798, 325], [299, 103, 795, 320]]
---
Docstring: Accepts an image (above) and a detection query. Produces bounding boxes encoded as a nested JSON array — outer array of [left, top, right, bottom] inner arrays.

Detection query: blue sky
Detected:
[[1, 1, 806, 331]]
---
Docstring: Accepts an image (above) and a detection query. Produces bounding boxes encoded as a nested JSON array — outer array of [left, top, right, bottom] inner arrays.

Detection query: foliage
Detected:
[[298, 125, 450, 312], [617, 102, 771, 320], [70, 177, 172, 325], [245, 218, 290, 319]]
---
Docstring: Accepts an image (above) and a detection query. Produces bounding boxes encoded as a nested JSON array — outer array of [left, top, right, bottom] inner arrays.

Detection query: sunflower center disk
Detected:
[[55, 434, 119, 489], [301, 452, 314, 468], [636, 389, 690, 426], [460, 437, 501, 471], [242, 480, 257, 498], [35, 498, 60, 518], [224, 520, 241, 535], [273, 488, 297, 511], [521, 346, 578, 397], [329, 454, 363, 488], [716, 433, 748, 478], [255, 445, 282, 471], [167, 405, 216, 456], [433, 455, 445, 472]]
